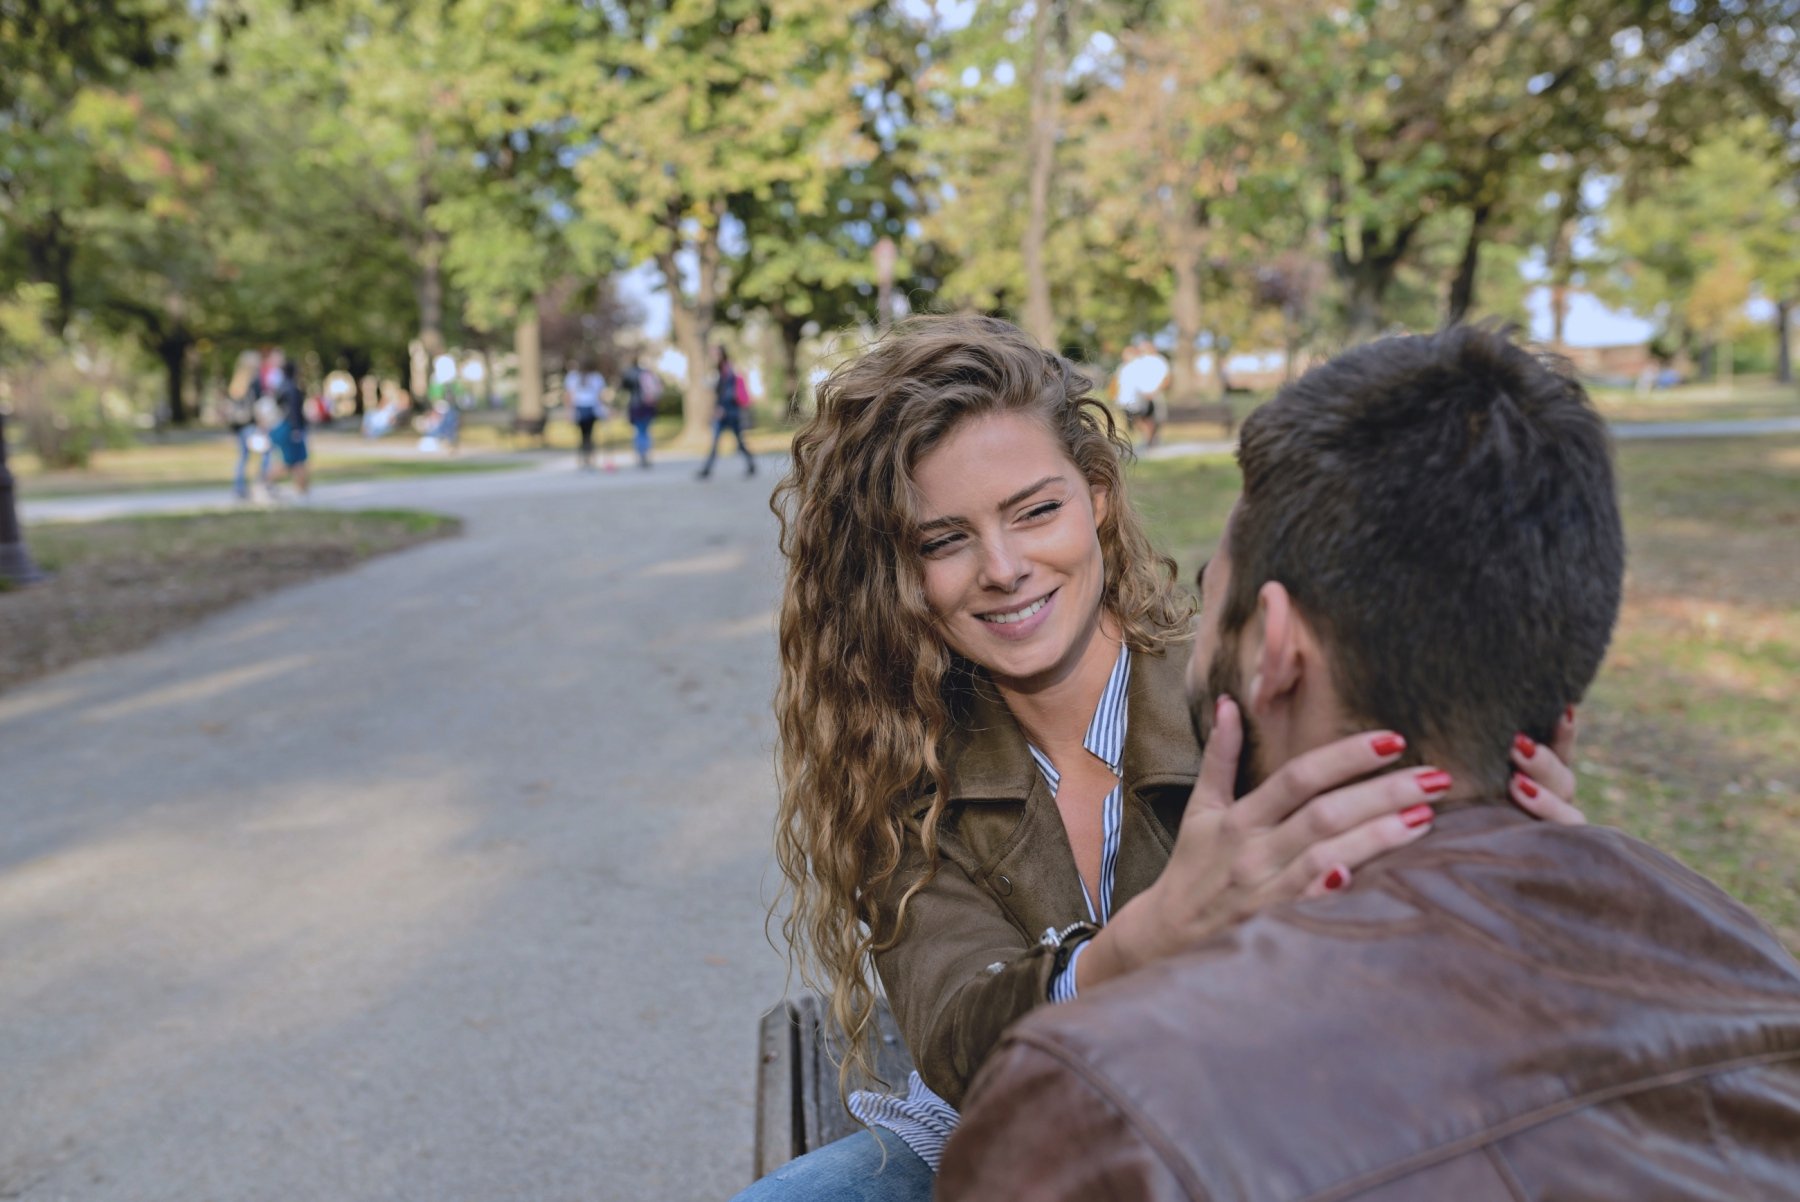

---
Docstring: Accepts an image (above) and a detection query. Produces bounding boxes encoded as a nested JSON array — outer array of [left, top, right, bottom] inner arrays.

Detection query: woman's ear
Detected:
[[1090, 482, 1110, 529]]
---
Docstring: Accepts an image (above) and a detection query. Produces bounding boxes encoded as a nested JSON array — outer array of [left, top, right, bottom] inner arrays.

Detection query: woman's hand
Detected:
[[1509, 706, 1585, 825], [1082, 695, 1445, 987]]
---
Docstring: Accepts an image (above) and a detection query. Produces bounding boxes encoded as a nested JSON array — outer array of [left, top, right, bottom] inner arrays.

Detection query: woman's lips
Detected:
[[975, 588, 1058, 640]]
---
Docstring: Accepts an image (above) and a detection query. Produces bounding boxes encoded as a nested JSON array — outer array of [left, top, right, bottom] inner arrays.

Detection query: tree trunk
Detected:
[[159, 333, 191, 426], [1545, 176, 1581, 349], [415, 234, 446, 398], [1168, 241, 1204, 403], [1776, 299, 1792, 386], [514, 304, 543, 421], [24, 213, 76, 335], [1021, 0, 1064, 348], [1445, 204, 1491, 327], [780, 316, 805, 421], [659, 218, 723, 443], [1344, 263, 1396, 343]]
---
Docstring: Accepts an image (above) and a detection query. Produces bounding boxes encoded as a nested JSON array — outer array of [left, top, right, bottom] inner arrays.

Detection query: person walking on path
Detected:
[[225, 350, 271, 501], [565, 362, 612, 471], [266, 359, 311, 499], [1115, 338, 1169, 449], [621, 355, 659, 469], [697, 347, 755, 479]]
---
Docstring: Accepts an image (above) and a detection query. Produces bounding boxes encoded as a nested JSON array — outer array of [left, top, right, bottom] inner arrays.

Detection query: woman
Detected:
[[741, 315, 1580, 1199]]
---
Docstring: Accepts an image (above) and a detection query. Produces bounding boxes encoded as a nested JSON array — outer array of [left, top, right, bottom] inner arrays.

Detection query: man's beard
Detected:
[[1190, 633, 1265, 800]]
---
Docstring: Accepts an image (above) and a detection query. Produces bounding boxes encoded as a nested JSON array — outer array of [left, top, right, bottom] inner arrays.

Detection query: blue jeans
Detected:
[[632, 417, 653, 461], [728, 1128, 932, 1202]]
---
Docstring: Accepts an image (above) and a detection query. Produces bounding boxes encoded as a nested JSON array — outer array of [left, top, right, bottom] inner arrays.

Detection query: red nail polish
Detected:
[[1416, 769, 1453, 794], [1322, 866, 1350, 891], [1515, 773, 1540, 800], [1514, 733, 1537, 758], [1371, 733, 1406, 757], [1400, 803, 1435, 828], [1564, 705, 1575, 724]]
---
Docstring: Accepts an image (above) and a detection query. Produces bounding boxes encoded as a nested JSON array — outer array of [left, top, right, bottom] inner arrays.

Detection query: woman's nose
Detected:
[[977, 534, 1028, 592]]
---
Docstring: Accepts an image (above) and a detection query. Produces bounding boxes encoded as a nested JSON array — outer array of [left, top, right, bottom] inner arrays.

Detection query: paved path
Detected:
[[2, 456, 787, 1200]]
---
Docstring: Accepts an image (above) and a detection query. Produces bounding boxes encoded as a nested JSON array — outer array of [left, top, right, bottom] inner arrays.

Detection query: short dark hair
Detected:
[[1222, 324, 1624, 794]]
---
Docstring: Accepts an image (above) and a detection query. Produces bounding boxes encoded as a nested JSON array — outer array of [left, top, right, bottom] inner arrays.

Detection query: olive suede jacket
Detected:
[[871, 646, 1201, 1107]]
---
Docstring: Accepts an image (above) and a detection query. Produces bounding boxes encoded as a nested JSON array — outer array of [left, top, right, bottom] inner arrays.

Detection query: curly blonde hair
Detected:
[[770, 314, 1194, 1095]]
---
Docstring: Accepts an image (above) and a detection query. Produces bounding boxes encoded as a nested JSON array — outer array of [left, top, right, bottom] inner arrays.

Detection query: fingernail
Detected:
[[1322, 865, 1350, 891], [1416, 769, 1453, 794], [1371, 733, 1406, 757], [1215, 695, 1228, 720], [1514, 733, 1537, 758], [1514, 773, 1539, 800], [1400, 803, 1435, 828], [1564, 705, 1575, 724]]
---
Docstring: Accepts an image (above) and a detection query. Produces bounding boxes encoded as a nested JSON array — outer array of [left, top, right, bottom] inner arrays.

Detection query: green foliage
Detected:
[[1599, 121, 1798, 358]]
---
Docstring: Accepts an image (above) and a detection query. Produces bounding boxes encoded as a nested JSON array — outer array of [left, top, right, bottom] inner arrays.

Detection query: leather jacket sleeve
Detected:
[[938, 1038, 1190, 1200], [871, 830, 1060, 1108]]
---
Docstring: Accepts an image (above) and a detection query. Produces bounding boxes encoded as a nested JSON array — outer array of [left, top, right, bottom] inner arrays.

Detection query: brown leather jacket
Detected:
[[940, 807, 1800, 1201], [871, 647, 1200, 1107]]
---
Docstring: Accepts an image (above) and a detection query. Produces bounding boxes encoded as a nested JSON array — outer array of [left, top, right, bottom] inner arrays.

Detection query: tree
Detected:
[[1601, 121, 1795, 381], [492, 0, 876, 438], [1243, 0, 1791, 338]]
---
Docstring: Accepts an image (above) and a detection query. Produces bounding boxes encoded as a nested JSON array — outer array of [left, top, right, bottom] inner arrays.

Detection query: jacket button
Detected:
[[994, 874, 1013, 896]]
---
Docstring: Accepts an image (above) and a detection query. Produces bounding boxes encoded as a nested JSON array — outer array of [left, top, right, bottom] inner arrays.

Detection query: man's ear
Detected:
[[1245, 581, 1302, 714]]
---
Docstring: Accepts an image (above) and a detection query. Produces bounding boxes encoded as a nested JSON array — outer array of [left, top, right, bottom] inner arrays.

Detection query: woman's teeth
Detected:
[[979, 595, 1049, 625]]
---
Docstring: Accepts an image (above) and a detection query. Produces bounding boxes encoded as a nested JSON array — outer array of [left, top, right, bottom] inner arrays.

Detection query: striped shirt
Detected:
[[848, 644, 1133, 1169]]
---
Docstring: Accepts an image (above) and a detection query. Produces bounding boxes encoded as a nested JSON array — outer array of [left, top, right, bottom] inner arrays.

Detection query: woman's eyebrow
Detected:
[[917, 475, 1065, 533]]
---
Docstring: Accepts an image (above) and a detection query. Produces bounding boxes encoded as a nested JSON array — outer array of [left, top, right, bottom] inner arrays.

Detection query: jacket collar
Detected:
[[939, 642, 1201, 804]]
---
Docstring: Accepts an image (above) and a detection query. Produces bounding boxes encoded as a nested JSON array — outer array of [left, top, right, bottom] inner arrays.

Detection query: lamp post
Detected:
[[0, 409, 46, 587]]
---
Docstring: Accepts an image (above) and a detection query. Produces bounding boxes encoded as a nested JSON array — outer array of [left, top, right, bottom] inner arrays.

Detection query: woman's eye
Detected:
[[1023, 501, 1062, 521], [920, 534, 961, 557]]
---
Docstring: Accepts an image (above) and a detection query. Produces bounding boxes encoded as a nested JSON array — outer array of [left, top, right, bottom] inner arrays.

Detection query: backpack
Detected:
[[639, 369, 663, 406], [734, 373, 752, 408]]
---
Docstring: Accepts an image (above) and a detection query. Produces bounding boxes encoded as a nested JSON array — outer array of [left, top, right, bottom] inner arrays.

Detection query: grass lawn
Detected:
[[0, 509, 460, 694], [13, 431, 529, 498], [1589, 377, 1800, 425], [1129, 435, 1800, 950]]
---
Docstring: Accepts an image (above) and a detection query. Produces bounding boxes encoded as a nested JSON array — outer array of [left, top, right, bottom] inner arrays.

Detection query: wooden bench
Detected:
[[1163, 396, 1237, 436], [754, 994, 917, 1178], [507, 413, 550, 446]]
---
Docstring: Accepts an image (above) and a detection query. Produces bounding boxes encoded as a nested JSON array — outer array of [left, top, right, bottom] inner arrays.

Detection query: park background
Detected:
[[2, 1, 1799, 1198]]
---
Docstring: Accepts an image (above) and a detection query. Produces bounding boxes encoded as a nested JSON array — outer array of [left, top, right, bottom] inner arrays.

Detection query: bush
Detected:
[[0, 286, 141, 469]]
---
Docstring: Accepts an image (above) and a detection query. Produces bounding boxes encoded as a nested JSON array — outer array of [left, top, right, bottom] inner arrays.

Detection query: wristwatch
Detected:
[[1040, 921, 1099, 977]]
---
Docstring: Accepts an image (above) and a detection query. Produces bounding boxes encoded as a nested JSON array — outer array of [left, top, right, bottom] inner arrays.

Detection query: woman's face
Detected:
[[911, 412, 1110, 689]]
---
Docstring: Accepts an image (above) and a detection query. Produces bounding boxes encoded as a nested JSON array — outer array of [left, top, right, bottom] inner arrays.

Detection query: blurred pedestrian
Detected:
[[621, 354, 660, 469], [225, 350, 272, 501], [697, 347, 754, 479], [267, 359, 311, 498], [1116, 338, 1170, 449], [565, 361, 611, 471]]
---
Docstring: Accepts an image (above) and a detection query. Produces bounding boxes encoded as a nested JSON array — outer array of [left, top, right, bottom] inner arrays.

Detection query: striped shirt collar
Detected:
[[1025, 643, 1132, 786]]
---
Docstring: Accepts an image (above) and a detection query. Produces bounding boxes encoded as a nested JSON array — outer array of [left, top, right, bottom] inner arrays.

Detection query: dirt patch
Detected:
[[0, 509, 460, 695]]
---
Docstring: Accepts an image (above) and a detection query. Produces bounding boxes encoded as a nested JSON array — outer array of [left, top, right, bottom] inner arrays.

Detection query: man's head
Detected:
[[1187, 324, 1624, 798]]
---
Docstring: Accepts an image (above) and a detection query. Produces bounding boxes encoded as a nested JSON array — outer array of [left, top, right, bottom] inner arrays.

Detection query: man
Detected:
[[939, 326, 1800, 1200], [265, 359, 310, 499], [1115, 338, 1170, 449]]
